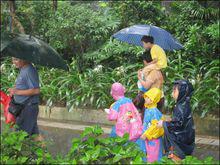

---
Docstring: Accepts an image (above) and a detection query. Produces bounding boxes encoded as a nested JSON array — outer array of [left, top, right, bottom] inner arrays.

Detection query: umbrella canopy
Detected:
[[1, 32, 68, 70], [112, 24, 183, 51]]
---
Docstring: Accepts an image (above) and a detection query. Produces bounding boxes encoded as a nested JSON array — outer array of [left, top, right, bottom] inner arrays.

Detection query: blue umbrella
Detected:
[[112, 24, 183, 51]]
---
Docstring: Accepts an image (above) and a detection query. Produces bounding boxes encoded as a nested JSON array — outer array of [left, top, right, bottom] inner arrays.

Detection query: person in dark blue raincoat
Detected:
[[157, 80, 195, 161]]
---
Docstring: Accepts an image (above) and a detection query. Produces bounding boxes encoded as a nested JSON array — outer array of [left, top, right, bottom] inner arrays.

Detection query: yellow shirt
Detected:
[[150, 44, 167, 69]]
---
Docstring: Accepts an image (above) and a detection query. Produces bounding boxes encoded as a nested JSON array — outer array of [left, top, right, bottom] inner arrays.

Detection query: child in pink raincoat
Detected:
[[105, 82, 143, 142]]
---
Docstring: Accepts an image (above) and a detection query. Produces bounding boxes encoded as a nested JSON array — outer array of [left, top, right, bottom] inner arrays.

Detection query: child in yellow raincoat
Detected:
[[140, 88, 164, 163]]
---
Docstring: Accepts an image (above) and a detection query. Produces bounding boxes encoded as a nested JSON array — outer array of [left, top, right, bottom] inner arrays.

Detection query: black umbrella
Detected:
[[1, 32, 68, 70]]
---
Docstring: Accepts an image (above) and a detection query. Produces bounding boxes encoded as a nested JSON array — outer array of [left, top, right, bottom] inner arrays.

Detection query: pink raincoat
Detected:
[[108, 83, 143, 141]]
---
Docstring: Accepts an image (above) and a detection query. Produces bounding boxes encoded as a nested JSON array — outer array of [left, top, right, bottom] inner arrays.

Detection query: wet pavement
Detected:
[[40, 125, 219, 160]]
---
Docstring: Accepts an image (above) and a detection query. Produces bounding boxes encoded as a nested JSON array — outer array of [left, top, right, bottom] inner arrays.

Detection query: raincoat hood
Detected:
[[143, 88, 161, 109], [174, 80, 194, 103], [111, 82, 125, 101]]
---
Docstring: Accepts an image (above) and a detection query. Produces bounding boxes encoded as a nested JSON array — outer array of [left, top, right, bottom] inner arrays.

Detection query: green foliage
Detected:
[[161, 1, 219, 116], [1, 125, 53, 164], [84, 39, 143, 68], [44, 2, 120, 72], [164, 57, 219, 116], [0, 58, 18, 92], [108, 1, 167, 27], [1, 2, 10, 33], [0, 1, 219, 163], [58, 125, 145, 164], [205, 21, 220, 40], [1, 55, 219, 117], [159, 156, 219, 165], [0, 1, 219, 117], [38, 60, 141, 110], [168, 1, 219, 59], [16, 1, 53, 36], [183, 155, 219, 164]]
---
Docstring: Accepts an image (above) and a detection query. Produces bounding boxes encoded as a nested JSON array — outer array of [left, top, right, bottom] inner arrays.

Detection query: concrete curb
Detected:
[[37, 119, 219, 146], [38, 105, 219, 137], [1, 105, 219, 137], [38, 105, 115, 125], [1, 117, 219, 146]]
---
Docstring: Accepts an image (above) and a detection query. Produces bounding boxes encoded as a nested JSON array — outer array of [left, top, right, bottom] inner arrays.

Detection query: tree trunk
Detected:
[[8, 0, 25, 33], [161, 1, 172, 14], [0, 2, 2, 28], [52, 0, 57, 11], [8, 0, 15, 32]]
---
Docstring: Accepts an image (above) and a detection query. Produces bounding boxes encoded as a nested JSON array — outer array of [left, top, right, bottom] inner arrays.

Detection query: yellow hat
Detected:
[[144, 88, 162, 108]]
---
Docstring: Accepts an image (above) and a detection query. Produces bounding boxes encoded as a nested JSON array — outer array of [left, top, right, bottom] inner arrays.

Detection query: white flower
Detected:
[[93, 65, 103, 73], [104, 108, 110, 114], [0, 64, 6, 72], [130, 118, 136, 123], [190, 79, 196, 85], [116, 71, 121, 76], [115, 66, 125, 75]]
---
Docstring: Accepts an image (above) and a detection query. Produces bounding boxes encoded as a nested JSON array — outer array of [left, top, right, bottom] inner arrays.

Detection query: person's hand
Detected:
[[138, 75, 142, 80], [104, 108, 110, 114], [140, 134, 146, 140], [138, 70, 142, 80], [157, 120, 163, 128], [130, 118, 136, 123], [145, 62, 150, 66], [165, 116, 172, 122], [8, 88, 17, 96]]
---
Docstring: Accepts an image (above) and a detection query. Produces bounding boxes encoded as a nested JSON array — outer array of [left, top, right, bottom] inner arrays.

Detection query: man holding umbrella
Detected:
[[2, 32, 68, 142], [8, 57, 42, 140]]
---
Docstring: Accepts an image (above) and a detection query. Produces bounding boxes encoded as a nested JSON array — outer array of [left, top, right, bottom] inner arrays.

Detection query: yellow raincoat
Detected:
[[143, 88, 164, 140]]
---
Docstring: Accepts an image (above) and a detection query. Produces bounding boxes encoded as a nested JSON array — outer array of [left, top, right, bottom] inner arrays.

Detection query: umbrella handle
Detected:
[[29, 16, 35, 39]]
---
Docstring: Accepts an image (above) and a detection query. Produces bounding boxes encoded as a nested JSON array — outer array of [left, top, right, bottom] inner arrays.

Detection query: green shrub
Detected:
[[1, 1, 219, 117], [1, 125, 219, 164], [1, 56, 219, 117], [0, 58, 17, 92], [164, 57, 219, 116], [0, 125, 53, 164], [58, 125, 145, 164], [44, 2, 120, 72], [158, 156, 219, 165]]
